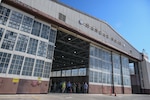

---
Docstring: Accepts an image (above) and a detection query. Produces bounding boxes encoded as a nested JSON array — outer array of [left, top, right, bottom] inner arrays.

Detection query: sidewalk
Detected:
[[0, 93, 149, 100]]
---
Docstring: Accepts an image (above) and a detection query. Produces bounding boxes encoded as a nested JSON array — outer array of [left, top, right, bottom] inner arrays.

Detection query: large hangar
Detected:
[[0, 0, 149, 94]]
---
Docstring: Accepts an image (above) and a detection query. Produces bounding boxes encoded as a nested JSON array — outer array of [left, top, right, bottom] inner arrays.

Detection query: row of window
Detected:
[[90, 46, 111, 62], [89, 70, 130, 86], [90, 57, 112, 72], [0, 5, 57, 42], [0, 52, 52, 78], [89, 46, 131, 86], [51, 68, 86, 77], [89, 71, 111, 84], [0, 29, 55, 59]]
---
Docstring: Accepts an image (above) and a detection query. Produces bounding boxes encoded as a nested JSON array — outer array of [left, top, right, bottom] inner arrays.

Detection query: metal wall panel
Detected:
[[17, 0, 142, 60]]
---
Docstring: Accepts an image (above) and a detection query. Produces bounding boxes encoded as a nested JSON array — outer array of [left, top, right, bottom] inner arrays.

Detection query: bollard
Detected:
[[114, 92, 117, 96]]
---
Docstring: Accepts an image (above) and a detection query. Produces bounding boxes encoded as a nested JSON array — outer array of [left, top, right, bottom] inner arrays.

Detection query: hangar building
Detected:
[[0, 0, 149, 94]]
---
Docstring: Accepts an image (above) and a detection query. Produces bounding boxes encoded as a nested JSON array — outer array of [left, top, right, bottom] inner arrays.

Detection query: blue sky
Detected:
[[59, 0, 150, 57]]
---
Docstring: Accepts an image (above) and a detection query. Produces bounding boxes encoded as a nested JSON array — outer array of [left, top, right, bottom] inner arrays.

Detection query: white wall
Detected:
[[141, 58, 150, 89], [17, 0, 142, 60]]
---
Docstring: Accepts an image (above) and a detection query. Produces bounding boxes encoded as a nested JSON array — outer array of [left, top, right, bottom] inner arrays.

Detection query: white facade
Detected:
[[17, 0, 142, 60], [0, 3, 57, 81]]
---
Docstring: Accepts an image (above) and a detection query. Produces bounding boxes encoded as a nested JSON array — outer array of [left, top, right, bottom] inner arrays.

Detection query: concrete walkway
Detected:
[[0, 93, 149, 100]]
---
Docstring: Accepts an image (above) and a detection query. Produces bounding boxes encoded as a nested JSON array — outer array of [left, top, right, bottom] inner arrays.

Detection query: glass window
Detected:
[[98, 49, 102, 59], [37, 41, 48, 57], [90, 46, 94, 56], [72, 69, 78, 76], [89, 71, 93, 82], [94, 71, 98, 83], [43, 62, 52, 78], [15, 34, 29, 52], [114, 75, 121, 85], [56, 71, 61, 77], [34, 59, 44, 77], [107, 73, 111, 84], [94, 47, 99, 57], [66, 69, 71, 76], [0, 5, 10, 25], [46, 44, 54, 59], [62, 70, 66, 76], [1, 30, 17, 50], [89, 57, 94, 68], [102, 73, 107, 84], [27, 38, 38, 55], [31, 21, 41, 36], [41, 24, 50, 39], [0, 28, 4, 41], [0, 52, 11, 73], [22, 57, 34, 76], [123, 76, 131, 86], [8, 11, 23, 30], [79, 68, 86, 76], [113, 53, 121, 74], [52, 71, 57, 77], [21, 15, 33, 33], [98, 72, 102, 83], [9, 55, 24, 75], [98, 60, 101, 70], [49, 29, 57, 43]]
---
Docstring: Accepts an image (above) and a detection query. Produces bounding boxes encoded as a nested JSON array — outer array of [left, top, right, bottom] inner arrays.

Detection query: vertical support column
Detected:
[[111, 52, 114, 94], [120, 55, 124, 94], [134, 62, 141, 93], [87, 44, 90, 93]]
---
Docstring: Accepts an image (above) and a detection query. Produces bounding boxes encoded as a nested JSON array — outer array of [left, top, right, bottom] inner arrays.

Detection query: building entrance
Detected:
[[49, 30, 90, 93]]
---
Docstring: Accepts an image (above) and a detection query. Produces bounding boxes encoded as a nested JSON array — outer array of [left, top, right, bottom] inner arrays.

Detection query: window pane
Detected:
[[9, 54, 24, 75], [79, 68, 86, 76], [22, 57, 34, 76], [66, 70, 71, 76], [34, 59, 44, 77], [49, 29, 57, 43], [62, 70, 66, 76], [41, 24, 50, 39], [0, 28, 4, 41], [8, 11, 23, 30], [46, 44, 54, 59], [27, 38, 38, 55], [31, 21, 41, 36], [21, 15, 33, 33], [37, 41, 48, 57], [15, 34, 29, 52], [1, 30, 17, 50], [72, 69, 78, 76], [0, 52, 11, 73], [89, 71, 93, 82], [43, 62, 52, 78], [0, 5, 10, 25], [98, 72, 102, 83], [94, 71, 98, 83]]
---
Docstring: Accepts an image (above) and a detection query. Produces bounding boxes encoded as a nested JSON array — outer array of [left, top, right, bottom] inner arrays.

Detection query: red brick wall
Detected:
[[114, 86, 123, 94], [40, 81, 49, 93], [124, 87, 132, 94], [89, 84, 112, 94], [0, 77, 49, 94], [0, 77, 18, 94]]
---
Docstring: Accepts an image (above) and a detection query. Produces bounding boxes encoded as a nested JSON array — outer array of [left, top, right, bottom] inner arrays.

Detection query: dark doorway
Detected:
[[129, 60, 141, 94], [49, 30, 90, 93]]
